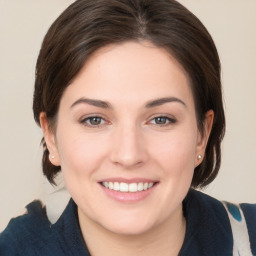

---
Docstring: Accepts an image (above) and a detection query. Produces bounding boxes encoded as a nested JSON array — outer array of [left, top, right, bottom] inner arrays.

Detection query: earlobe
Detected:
[[195, 110, 214, 165], [39, 112, 60, 166]]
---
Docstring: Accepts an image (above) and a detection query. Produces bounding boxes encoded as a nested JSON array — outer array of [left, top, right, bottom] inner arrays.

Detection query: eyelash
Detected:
[[80, 115, 176, 128], [148, 116, 176, 127], [80, 115, 108, 128]]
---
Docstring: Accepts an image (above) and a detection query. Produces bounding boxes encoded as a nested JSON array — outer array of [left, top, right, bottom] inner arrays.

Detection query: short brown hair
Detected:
[[33, 0, 225, 187]]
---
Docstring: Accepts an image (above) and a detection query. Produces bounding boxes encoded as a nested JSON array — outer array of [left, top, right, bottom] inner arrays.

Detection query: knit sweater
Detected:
[[0, 189, 255, 255]]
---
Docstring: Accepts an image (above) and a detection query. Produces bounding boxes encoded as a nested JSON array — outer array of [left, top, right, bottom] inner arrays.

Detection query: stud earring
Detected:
[[49, 155, 55, 160], [197, 155, 202, 160]]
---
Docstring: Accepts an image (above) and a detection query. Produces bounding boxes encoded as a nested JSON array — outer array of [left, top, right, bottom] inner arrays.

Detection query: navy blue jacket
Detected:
[[0, 189, 255, 255]]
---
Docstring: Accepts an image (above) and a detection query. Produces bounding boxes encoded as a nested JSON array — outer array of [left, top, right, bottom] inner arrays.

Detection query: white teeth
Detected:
[[120, 182, 129, 192], [101, 181, 155, 192], [148, 182, 154, 188], [109, 182, 114, 189], [113, 182, 119, 191], [129, 183, 137, 192], [103, 182, 109, 188], [138, 182, 144, 191]]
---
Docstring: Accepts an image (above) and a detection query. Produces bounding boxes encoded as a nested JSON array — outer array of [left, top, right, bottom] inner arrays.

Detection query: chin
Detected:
[[107, 224, 153, 236], [99, 214, 158, 236]]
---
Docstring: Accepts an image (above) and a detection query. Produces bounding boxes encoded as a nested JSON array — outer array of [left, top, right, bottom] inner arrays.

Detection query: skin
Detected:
[[40, 41, 213, 256]]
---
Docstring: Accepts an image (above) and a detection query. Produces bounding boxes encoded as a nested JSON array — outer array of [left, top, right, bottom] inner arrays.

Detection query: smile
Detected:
[[101, 181, 155, 193]]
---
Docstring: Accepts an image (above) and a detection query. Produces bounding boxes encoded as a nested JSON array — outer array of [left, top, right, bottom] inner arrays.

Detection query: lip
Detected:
[[98, 178, 159, 203]]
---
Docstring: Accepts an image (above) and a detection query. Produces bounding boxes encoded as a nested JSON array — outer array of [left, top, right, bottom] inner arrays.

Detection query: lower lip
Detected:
[[100, 183, 158, 203]]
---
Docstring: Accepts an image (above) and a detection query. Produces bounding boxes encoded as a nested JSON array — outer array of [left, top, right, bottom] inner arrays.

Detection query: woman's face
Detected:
[[42, 41, 212, 235]]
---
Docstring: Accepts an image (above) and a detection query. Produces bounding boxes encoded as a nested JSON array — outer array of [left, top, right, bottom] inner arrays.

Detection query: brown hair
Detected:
[[33, 0, 225, 187]]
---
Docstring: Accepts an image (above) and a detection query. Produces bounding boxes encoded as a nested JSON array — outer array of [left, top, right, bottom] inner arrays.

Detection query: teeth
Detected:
[[120, 182, 129, 192], [103, 182, 109, 188], [148, 182, 154, 188], [138, 182, 144, 191], [129, 183, 137, 192], [101, 181, 155, 192], [113, 182, 119, 191], [109, 182, 114, 189]]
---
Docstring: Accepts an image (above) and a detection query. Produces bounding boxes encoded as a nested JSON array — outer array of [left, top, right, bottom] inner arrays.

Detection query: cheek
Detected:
[[56, 130, 108, 179], [149, 129, 198, 175]]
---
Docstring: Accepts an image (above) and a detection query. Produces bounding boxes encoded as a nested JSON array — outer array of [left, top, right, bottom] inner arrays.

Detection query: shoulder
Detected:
[[0, 198, 89, 256], [240, 203, 256, 253], [188, 189, 256, 218], [185, 189, 232, 225], [227, 202, 256, 255], [188, 189, 256, 230], [0, 200, 51, 255], [240, 202, 256, 223], [184, 189, 256, 255]]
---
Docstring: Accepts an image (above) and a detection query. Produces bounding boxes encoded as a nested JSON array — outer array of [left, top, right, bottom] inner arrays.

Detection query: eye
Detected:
[[149, 116, 176, 126], [80, 116, 107, 127]]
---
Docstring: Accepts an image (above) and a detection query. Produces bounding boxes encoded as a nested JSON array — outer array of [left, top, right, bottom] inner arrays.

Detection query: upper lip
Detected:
[[98, 177, 158, 184]]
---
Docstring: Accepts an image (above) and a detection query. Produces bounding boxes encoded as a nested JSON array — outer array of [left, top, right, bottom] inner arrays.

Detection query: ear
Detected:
[[195, 110, 214, 167], [39, 112, 60, 166]]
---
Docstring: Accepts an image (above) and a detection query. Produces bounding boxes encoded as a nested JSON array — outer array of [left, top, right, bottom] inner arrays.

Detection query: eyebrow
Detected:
[[145, 97, 186, 108], [70, 96, 186, 109], [70, 98, 112, 109]]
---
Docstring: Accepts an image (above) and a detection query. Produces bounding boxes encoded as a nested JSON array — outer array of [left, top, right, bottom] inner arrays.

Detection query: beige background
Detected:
[[0, 0, 255, 232]]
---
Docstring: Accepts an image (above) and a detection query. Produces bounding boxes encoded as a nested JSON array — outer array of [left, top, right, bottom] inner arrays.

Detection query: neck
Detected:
[[78, 205, 186, 256]]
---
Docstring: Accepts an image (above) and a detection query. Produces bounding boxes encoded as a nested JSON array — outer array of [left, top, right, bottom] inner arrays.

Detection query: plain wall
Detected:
[[0, 0, 255, 231]]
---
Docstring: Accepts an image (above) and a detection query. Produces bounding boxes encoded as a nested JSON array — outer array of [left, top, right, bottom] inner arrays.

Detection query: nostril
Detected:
[[109, 130, 148, 167]]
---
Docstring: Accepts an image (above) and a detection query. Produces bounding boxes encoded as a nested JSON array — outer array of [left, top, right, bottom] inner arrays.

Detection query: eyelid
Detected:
[[79, 114, 110, 128], [147, 114, 177, 126], [78, 113, 176, 128]]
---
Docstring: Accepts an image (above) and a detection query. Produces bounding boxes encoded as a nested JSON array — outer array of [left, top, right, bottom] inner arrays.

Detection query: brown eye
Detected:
[[81, 116, 106, 127], [88, 117, 102, 125]]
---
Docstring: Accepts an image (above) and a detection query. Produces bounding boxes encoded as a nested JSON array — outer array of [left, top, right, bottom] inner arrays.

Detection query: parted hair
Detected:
[[33, 0, 225, 187]]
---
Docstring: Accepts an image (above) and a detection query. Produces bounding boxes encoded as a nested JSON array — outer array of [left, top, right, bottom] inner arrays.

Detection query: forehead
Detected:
[[61, 41, 194, 109]]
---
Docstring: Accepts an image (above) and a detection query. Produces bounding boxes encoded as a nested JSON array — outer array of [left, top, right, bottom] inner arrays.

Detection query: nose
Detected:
[[109, 124, 148, 169]]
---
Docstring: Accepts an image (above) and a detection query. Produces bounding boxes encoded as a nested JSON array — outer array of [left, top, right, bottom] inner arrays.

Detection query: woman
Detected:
[[0, 0, 255, 255]]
